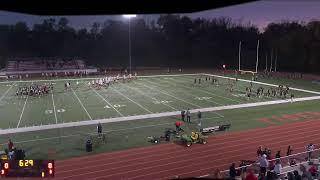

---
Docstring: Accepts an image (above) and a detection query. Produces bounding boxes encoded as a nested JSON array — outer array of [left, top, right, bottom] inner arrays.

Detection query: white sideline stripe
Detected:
[[52, 94, 58, 124], [203, 73, 320, 95], [121, 83, 178, 111], [0, 73, 199, 84], [0, 122, 174, 146], [110, 86, 153, 114], [155, 78, 224, 118], [70, 88, 93, 120], [139, 79, 202, 108], [1, 95, 319, 135], [0, 117, 220, 145], [0, 84, 14, 103], [17, 82, 33, 128], [92, 88, 124, 117]]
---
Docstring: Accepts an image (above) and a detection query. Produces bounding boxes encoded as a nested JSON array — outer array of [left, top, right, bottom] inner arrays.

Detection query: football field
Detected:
[[0, 73, 318, 130], [0, 73, 320, 159]]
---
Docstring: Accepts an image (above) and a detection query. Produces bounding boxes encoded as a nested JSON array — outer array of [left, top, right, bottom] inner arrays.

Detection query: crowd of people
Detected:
[[87, 73, 137, 89], [1, 139, 25, 160], [16, 83, 53, 97], [207, 144, 319, 180]]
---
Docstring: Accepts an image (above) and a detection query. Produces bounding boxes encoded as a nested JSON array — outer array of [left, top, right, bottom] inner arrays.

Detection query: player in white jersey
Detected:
[[88, 81, 91, 88], [134, 72, 137, 79]]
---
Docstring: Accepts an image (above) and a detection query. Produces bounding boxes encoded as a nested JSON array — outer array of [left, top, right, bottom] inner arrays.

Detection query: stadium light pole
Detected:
[[123, 14, 137, 74]]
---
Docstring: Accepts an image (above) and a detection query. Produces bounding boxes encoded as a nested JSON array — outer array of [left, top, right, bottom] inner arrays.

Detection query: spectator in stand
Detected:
[[258, 154, 269, 177], [265, 171, 276, 180], [257, 146, 263, 157], [287, 145, 293, 156], [300, 164, 313, 180], [275, 150, 281, 161], [308, 165, 317, 177], [211, 169, 223, 179], [229, 163, 237, 179], [245, 169, 258, 180], [293, 170, 302, 180], [287, 172, 295, 180], [306, 143, 314, 162], [273, 160, 282, 177]]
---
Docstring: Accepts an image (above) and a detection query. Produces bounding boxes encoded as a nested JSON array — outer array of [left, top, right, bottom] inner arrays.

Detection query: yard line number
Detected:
[[195, 97, 212, 100], [153, 100, 173, 104], [104, 104, 126, 109], [45, 109, 65, 114]]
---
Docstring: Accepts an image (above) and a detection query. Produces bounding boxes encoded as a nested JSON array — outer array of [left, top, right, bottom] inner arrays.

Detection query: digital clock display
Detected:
[[19, 160, 34, 167], [0, 160, 54, 177]]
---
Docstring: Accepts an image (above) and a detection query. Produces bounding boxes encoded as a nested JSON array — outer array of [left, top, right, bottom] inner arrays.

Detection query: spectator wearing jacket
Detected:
[[258, 154, 269, 176], [229, 163, 237, 179]]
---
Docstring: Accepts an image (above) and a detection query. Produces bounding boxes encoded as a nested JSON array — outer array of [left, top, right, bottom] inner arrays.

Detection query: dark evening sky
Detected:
[[1, 0, 320, 32]]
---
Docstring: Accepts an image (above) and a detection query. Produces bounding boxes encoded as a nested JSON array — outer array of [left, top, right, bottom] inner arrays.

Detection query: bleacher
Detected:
[[198, 148, 320, 180], [6, 59, 87, 72], [2, 58, 97, 77]]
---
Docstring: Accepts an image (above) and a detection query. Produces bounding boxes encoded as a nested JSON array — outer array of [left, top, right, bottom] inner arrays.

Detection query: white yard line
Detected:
[[174, 77, 243, 104], [51, 94, 58, 124], [17, 96, 28, 128], [0, 122, 175, 146], [110, 86, 153, 114], [121, 83, 178, 111], [0, 84, 14, 103], [153, 78, 224, 118], [70, 87, 93, 120], [92, 88, 124, 117], [154, 78, 224, 106], [137, 79, 202, 108], [1, 95, 319, 135], [0, 117, 222, 146], [17, 82, 33, 128]]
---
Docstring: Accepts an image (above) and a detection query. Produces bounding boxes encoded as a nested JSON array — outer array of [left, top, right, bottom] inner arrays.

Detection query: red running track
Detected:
[[52, 119, 320, 180]]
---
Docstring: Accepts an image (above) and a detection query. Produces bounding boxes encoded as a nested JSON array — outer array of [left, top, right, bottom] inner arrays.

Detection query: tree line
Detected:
[[0, 15, 319, 73]]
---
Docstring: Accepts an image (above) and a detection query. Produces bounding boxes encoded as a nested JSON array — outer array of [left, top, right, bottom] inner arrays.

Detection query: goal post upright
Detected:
[[238, 41, 241, 71], [255, 40, 259, 73], [270, 48, 273, 72]]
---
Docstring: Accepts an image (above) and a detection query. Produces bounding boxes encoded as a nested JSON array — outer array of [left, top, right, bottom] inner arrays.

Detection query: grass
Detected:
[[0, 73, 319, 160]]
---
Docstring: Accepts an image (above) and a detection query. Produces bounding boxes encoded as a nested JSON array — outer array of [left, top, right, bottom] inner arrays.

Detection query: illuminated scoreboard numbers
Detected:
[[19, 160, 34, 167], [0, 160, 55, 177]]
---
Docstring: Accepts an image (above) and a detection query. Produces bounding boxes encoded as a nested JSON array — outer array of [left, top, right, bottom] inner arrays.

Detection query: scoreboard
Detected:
[[0, 160, 54, 178]]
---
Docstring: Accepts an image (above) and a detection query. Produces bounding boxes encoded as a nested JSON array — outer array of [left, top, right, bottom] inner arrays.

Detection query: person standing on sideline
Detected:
[[8, 139, 14, 151], [197, 111, 202, 131], [181, 110, 185, 122], [306, 143, 314, 162], [97, 122, 102, 138], [186, 109, 191, 123], [291, 93, 294, 103]]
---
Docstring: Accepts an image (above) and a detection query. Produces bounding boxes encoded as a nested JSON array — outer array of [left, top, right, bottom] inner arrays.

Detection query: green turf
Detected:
[[0, 74, 319, 160]]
